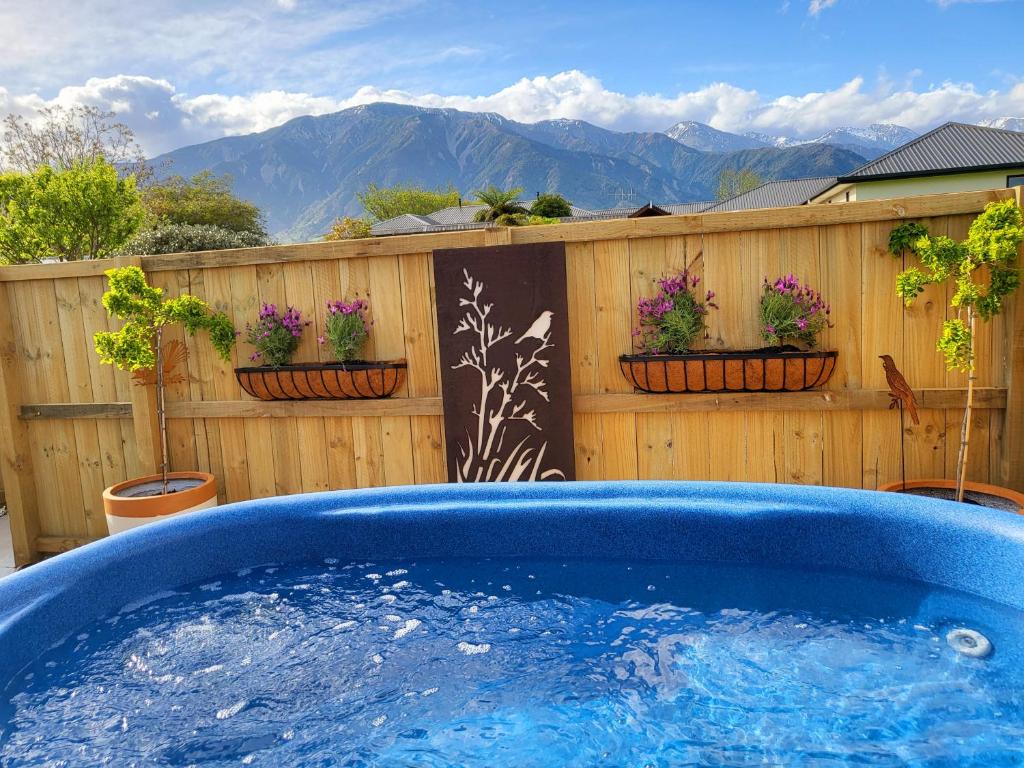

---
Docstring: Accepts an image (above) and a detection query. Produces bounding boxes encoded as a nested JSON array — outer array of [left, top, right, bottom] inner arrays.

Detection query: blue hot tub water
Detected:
[[1, 482, 1024, 765]]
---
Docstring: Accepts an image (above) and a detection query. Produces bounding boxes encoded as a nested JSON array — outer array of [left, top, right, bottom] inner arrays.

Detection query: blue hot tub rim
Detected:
[[1, 480, 1023, 687]]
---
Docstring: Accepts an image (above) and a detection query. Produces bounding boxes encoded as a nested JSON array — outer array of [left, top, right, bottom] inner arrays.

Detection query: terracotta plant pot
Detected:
[[234, 360, 407, 401], [619, 348, 838, 394], [877, 479, 1024, 514], [103, 471, 218, 535]]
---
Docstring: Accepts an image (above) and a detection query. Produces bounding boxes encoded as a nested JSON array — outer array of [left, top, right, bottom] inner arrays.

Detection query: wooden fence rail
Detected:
[[1, 187, 1022, 565]]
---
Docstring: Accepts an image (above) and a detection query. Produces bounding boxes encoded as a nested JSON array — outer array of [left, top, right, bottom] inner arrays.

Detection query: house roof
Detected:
[[838, 122, 1024, 182], [369, 199, 716, 236], [706, 176, 838, 212]]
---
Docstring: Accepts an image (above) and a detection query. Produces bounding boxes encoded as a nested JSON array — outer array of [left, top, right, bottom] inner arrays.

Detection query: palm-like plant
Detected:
[[472, 185, 527, 222]]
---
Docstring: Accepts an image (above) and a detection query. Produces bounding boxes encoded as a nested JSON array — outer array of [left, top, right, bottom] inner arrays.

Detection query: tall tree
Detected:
[[1, 105, 149, 180], [0, 159, 143, 264], [530, 192, 573, 218], [472, 185, 527, 222], [141, 171, 266, 236], [716, 169, 763, 201], [357, 183, 460, 221]]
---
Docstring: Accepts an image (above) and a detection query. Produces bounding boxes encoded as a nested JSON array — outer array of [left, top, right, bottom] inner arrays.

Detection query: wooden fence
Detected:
[[1, 188, 1022, 565]]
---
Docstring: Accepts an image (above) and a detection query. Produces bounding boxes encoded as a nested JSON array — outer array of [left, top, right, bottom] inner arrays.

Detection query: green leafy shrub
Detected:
[[633, 270, 718, 354], [887, 221, 929, 258], [119, 223, 269, 255], [759, 275, 831, 348], [891, 200, 1024, 371], [94, 266, 235, 370], [320, 299, 370, 362], [889, 199, 1024, 502], [0, 159, 142, 264], [530, 193, 572, 218], [325, 216, 373, 240], [94, 266, 236, 491]]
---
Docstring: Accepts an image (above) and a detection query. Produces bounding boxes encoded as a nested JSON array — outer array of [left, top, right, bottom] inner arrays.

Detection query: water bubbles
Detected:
[[371, 653, 384, 665], [394, 620, 421, 639], [215, 700, 248, 720], [391, 581, 411, 590], [371, 714, 388, 727], [421, 687, 438, 696], [457, 641, 491, 655], [386, 569, 408, 577]]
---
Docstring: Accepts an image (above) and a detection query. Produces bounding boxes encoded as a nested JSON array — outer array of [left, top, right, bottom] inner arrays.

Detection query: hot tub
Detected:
[[1, 482, 1023, 765]]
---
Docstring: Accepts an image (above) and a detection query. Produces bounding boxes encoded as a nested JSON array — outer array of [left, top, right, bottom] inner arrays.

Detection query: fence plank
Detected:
[[0, 283, 40, 564]]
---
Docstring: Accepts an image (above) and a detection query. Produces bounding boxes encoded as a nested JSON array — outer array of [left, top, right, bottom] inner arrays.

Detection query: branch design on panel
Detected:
[[451, 269, 565, 482]]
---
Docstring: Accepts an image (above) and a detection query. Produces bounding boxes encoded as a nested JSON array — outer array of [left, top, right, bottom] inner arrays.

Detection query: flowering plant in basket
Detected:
[[245, 303, 308, 367], [320, 298, 371, 362], [633, 269, 718, 354], [759, 275, 831, 348]]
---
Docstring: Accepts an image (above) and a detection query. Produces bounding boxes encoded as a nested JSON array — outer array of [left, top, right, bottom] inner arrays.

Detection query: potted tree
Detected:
[[620, 270, 837, 393], [234, 298, 406, 400], [879, 200, 1024, 511], [94, 266, 236, 533]]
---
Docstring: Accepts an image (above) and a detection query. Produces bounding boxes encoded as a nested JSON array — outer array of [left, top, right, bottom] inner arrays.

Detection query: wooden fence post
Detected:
[[0, 282, 40, 565], [997, 186, 1024, 490]]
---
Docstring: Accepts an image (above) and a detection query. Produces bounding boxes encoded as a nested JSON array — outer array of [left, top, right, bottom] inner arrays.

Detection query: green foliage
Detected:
[[887, 222, 929, 258], [141, 171, 266, 236], [715, 168, 762, 201], [357, 183, 460, 221], [472, 185, 527, 222], [938, 318, 972, 372], [896, 200, 1024, 371], [325, 216, 373, 240], [0, 159, 143, 264], [324, 299, 370, 362], [529, 193, 572, 218], [94, 266, 235, 372], [119, 223, 269, 255]]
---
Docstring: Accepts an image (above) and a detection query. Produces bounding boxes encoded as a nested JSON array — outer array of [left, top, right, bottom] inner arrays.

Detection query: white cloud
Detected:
[[4, 71, 1024, 157], [808, 0, 838, 15]]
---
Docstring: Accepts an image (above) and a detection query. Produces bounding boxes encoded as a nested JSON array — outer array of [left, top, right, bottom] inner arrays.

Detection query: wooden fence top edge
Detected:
[[0, 188, 1012, 282]]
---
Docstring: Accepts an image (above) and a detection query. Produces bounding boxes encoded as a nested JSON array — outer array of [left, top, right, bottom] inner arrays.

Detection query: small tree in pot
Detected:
[[94, 266, 236, 532], [888, 200, 1024, 506]]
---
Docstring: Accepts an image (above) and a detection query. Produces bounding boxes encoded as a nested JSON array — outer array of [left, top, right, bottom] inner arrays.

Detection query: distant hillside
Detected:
[[151, 103, 868, 242]]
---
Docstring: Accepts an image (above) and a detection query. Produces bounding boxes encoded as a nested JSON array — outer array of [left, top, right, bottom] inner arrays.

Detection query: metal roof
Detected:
[[839, 122, 1024, 182], [370, 200, 715, 236], [706, 176, 838, 212]]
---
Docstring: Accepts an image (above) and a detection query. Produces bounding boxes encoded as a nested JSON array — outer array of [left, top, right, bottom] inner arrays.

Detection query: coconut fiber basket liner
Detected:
[[619, 349, 837, 394], [235, 361, 407, 401]]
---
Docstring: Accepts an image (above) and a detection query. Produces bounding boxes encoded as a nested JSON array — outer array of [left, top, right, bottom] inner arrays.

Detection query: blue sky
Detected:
[[1, 0, 1022, 154]]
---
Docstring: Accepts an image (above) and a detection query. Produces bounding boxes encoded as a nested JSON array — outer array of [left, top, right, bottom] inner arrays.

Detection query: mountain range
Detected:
[[151, 103, 870, 242], [664, 121, 918, 159], [150, 103, 1024, 243]]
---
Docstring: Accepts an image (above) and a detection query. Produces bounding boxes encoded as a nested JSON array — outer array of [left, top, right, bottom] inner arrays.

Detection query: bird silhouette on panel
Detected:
[[879, 354, 920, 425], [516, 311, 554, 344]]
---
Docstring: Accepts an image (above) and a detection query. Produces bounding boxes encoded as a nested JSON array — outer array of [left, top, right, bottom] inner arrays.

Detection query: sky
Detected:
[[1, 0, 1023, 155]]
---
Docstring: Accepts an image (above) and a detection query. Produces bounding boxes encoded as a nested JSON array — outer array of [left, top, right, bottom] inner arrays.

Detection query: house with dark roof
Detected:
[[810, 122, 1024, 204], [370, 199, 715, 236], [706, 177, 838, 212]]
